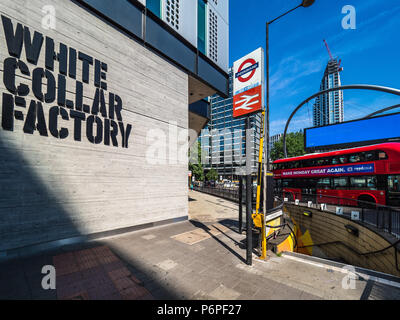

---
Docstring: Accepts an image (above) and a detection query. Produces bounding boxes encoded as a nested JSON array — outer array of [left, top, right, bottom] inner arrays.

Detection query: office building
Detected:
[[200, 69, 262, 180], [269, 133, 283, 151]]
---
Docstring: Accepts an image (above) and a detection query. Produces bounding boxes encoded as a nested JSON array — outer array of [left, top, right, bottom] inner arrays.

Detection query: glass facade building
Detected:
[[313, 59, 344, 127], [200, 69, 262, 180]]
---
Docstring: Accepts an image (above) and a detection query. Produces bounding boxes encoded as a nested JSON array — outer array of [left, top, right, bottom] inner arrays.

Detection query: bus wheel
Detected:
[[357, 195, 376, 209]]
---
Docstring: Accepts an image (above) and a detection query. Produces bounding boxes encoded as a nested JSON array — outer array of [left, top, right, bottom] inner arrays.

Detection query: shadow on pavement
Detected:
[[0, 240, 181, 300], [217, 219, 264, 256], [218, 219, 242, 234], [189, 220, 246, 264]]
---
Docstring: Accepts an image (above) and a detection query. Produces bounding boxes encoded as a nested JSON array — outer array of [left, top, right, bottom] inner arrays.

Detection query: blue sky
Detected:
[[229, 0, 400, 135]]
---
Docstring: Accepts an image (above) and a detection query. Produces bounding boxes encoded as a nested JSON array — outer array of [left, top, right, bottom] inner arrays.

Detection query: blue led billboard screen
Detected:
[[305, 113, 400, 150]]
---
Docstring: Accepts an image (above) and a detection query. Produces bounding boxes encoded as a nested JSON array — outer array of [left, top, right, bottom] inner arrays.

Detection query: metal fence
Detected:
[[193, 186, 400, 239], [192, 185, 260, 206], [280, 192, 400, 239]]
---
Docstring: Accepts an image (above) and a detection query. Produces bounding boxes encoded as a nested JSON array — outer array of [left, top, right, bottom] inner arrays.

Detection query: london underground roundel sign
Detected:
[[237, 58, 257, 82], [233, 48, 264, 118]]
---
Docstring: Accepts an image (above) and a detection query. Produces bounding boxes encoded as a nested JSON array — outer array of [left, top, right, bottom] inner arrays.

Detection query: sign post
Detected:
[[238, 177, 243, 234], [233, 48, 264, 266]]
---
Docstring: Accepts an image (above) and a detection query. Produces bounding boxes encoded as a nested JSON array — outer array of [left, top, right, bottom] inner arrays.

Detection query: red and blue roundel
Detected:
[[236, 58, 259, 83]]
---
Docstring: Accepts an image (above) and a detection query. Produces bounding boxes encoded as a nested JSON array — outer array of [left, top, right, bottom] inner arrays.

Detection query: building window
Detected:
[[198, 0, 206, 54], [148, 0, 162, 18]]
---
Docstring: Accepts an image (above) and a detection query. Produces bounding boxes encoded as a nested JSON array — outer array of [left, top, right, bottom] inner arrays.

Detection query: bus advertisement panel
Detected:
[[281, 164, 375, 178], [305, 113, 400, 151]]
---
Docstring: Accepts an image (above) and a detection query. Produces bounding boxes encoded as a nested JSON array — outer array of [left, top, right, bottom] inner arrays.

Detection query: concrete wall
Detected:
[[0, 0, 189, 252], [284, 204, 400, 277]]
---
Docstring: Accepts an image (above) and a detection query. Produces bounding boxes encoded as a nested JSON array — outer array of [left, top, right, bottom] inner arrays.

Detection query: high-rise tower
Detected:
[[313, 41, 344, 127]]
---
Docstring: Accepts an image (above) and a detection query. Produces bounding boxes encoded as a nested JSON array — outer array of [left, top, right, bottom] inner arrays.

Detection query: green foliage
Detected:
[[190, 162, 204, 181], [270, 131, 305, 161], [189, 141, 204, 181], [206, 168, 218, 181]]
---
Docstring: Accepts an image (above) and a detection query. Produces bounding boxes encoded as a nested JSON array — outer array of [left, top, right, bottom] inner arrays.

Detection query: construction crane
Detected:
[[323, 39, 343, 72], [323, 39, 334, 60]]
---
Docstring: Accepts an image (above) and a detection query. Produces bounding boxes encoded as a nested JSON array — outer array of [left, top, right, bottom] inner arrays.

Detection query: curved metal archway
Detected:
[[364, 103, 400, 119], [282, 85, 400, 158]]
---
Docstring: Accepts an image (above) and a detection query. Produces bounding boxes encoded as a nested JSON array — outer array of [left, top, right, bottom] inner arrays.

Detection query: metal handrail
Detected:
[[264, 222, 298, 250], [296, 239, 400, 271], [266, 196, 284, 214], [277, 195, 400, 271], [278, 190, 400, 212], [280, 191, 400, 236]]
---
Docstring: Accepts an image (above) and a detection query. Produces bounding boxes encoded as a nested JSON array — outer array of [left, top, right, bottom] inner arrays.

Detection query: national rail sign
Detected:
[[233, 48, 264, 118]]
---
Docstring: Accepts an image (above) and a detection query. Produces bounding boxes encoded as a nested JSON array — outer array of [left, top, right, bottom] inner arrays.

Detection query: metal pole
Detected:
[[265, 22, 270, 172], [364, 104, 400, 118], [263, 22, 269, 220], [239, 177, 243, 234], [268, 4, 302, 25], [246, 117, 253, 265]]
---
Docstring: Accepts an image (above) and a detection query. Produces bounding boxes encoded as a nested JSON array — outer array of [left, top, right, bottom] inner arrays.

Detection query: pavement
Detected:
[[0, 190, 400, 300]]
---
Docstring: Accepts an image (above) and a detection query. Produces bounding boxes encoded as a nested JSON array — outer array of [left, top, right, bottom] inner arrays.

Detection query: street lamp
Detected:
[[265, 0, 316, 171], [301, 0, 315, 8], [263, 0, 315, 212], [263, 0, 315, 209], [302, 0, 316, 7]]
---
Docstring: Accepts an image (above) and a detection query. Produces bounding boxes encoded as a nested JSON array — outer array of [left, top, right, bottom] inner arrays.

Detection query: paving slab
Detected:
[[0, 190, 399, 300], [209, 284, 241, 300]]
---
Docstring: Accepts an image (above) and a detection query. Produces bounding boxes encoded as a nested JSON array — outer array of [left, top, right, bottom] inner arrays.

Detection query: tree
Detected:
[[190, 162, 204, 181], [189, 141, 205, 181], [270, 131, 305, 161], [206, 168, 218, 181]]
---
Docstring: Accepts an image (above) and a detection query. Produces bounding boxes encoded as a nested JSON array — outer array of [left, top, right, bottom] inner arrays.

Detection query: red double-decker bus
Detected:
[[272, 143, 400, 207]]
